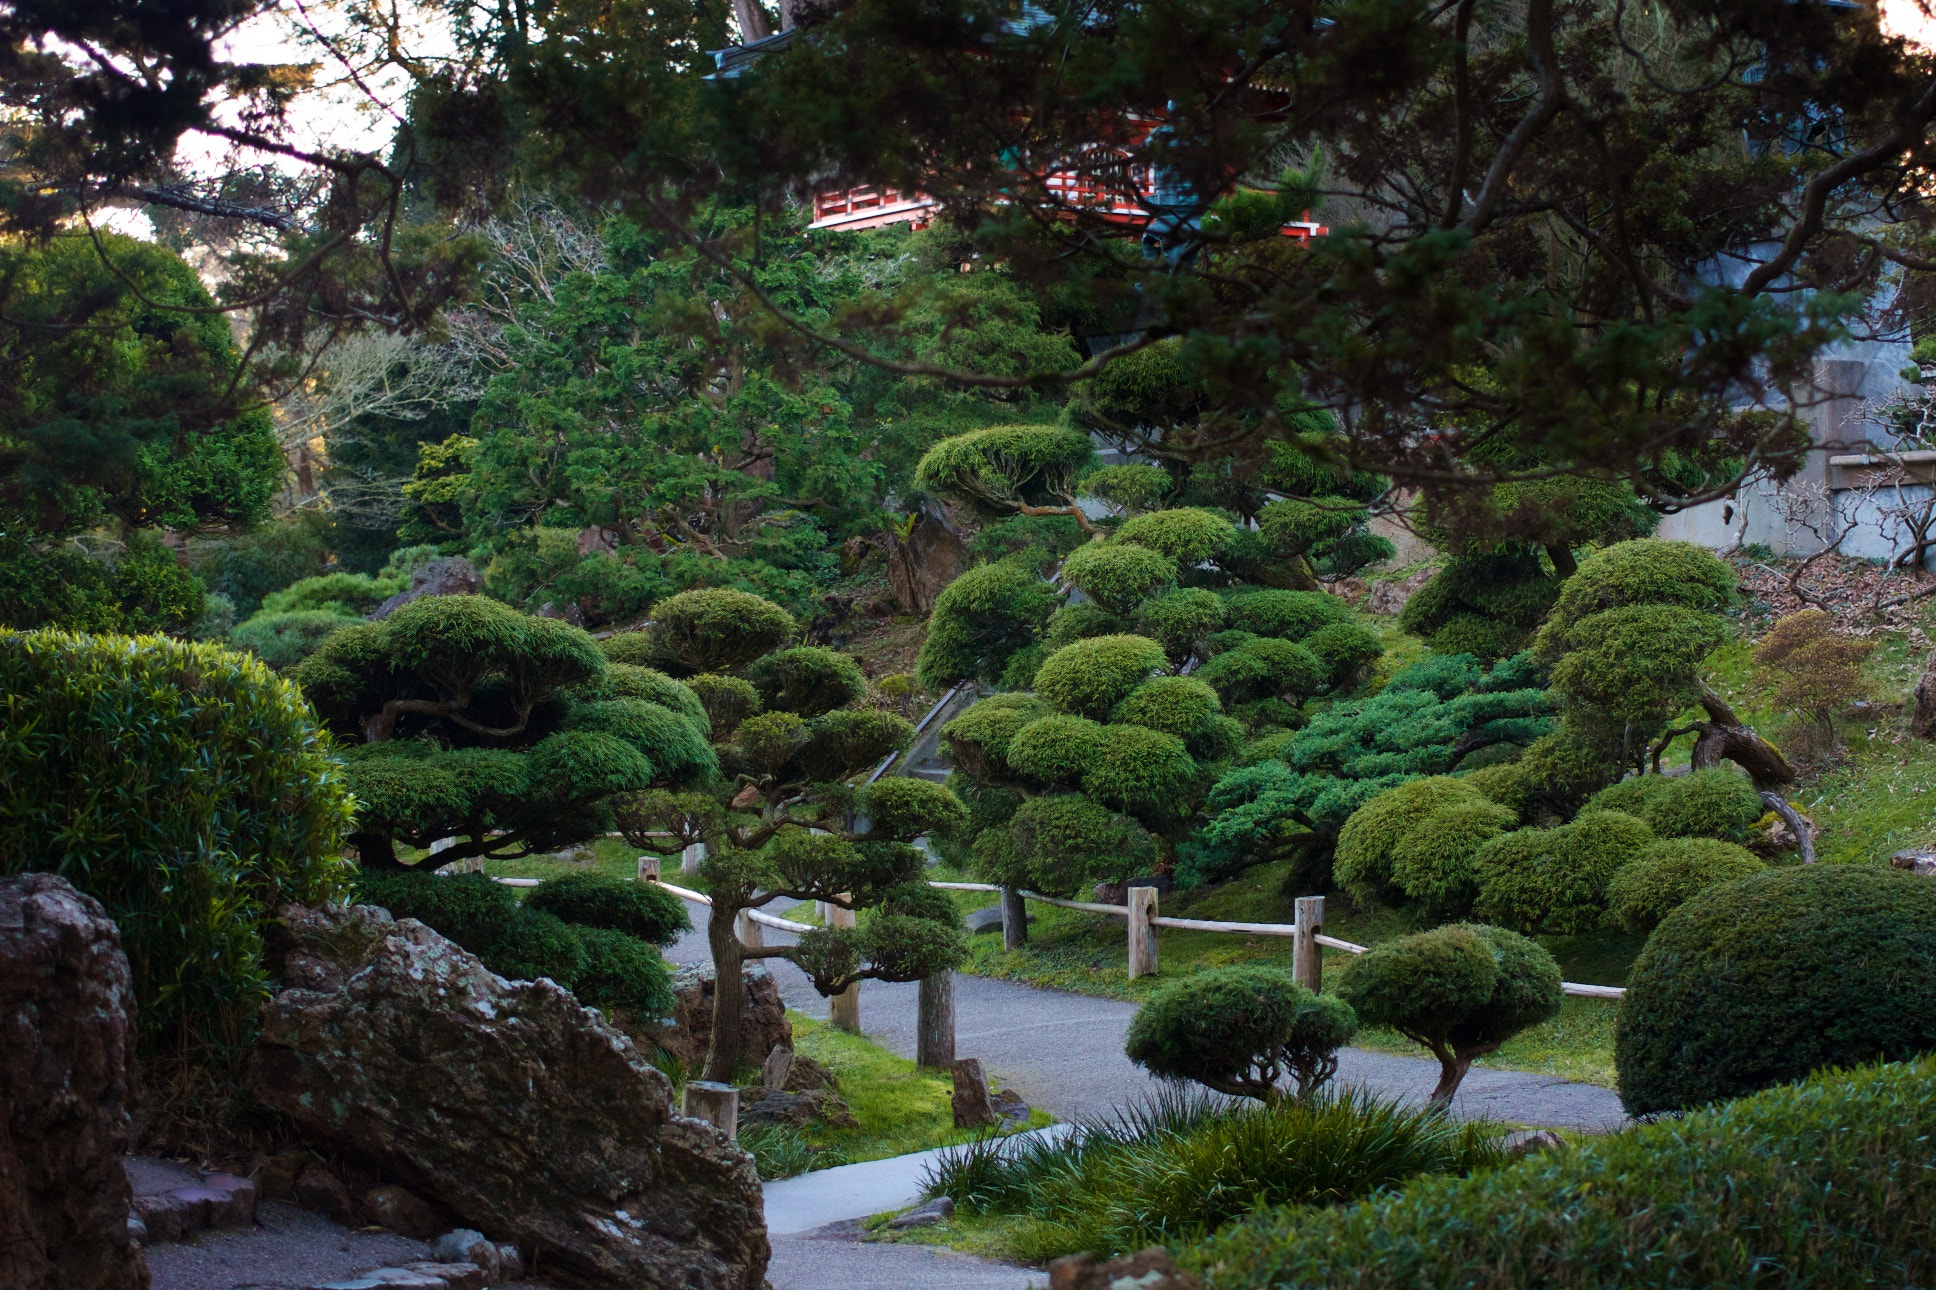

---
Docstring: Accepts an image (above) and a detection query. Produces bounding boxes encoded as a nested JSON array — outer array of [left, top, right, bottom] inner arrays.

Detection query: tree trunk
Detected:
[[1544, 544, 1578, 579], [1911, 648, 1936, 739], [351, 832, 402, 870], [1427, 1050, 1471, 1109], [1001, 886, 1029, 950], [703, 905, 746, 1082], [1688, 689, 1794, 786], [917, 973, 956, 1068]]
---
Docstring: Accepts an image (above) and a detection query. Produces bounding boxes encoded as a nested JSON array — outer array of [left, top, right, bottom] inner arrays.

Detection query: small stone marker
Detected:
[[886, 1196, 955, 1229], [637, 853, 661, 882], [682, 1080, 740, 1139], [950, 1058, 998, 1129], [1892, 850, 1936, 876], [762, 1045, 795, 1091]]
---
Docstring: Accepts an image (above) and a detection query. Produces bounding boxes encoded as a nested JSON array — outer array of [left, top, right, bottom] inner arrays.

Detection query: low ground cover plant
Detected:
[[1616, 864, 1936, 1114], [1186, 1056, 1936, 1289], [922, 1086, 1500, 1262]]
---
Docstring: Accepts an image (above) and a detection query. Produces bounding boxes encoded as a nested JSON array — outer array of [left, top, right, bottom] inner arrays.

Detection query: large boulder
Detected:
[[0, 872, 149, 1290], [656, 963, 791, 1073], [251, 902, 767, 1289]]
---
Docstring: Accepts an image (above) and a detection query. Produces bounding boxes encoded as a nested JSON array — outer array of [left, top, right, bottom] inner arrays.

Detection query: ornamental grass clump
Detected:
[[921, 1085, 1499, 1262]]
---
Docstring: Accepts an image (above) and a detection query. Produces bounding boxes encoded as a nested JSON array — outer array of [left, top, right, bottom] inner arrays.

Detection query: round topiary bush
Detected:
[[1616, 865, 1936, 1114], [1197, 637, 1326, 706], [917, 558, 1060, 688], [1033, 634, 1169, 719], [1133, 588, 1227, 662], [592, 663, 712, 733], [1585, 768, 1765, 843], [1125, 965, 1358, 1102], [1045, 601, 1129, 652], [1082, 724, 1199, 817], [357, 870, 522, 951], [1006, 793, 1153, 896], [524, 871, 692, 945], [1111, 675, 1224, 741], [1006, 714, 1110, 785], [1604, 838, 1766, 932], [1335, 777, 1488, 906], [1473, 809, 1655, 934], [1114, 507, 1238, 567], [1388, 799, 1520, 922], [1337, 922, 1562, 1104], [1062, 542, 1179, 615], [642, 589, 798, 674], [742, 645, 868, 717], [941, 693, 1051, 780], [1541, 538, 1736, 638], [1303, 621, 1384, 690], [229, 609, 358, 669], [568, 925, 677, 1020], [1224, 589, 1354, 641]]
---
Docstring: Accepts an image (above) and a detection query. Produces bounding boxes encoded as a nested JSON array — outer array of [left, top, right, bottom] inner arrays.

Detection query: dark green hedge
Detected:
[[1186, 1056, 1936, 1288], [0, 630, 354, 1065], [1616, 864, 1936, 1114]]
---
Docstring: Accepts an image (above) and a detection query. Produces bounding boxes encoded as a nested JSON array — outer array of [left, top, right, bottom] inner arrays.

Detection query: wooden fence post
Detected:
[[1293, 895, 1323, 993], [917, 972, 956, 1068], [734, 908, 763, 949], [1127, 885, 1159, 980], [637, 853, 661, 882], [681, 1080, 739, 1139], [828, 898, 860, 1032], [1001, 886, 1029, 950], [681, 841, 706, 875]]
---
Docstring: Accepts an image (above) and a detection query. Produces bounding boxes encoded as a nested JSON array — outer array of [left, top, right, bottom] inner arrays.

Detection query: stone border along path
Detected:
[[666, 897, 1628, 1287]]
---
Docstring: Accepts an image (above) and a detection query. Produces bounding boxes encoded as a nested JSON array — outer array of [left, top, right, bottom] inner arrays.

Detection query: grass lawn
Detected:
[[745, 1013, 1051, 1179]]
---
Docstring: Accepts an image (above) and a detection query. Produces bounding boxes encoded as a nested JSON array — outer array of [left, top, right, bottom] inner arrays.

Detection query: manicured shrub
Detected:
[[589, 663, 712, 733], [1584, 767, 1765, 842], [1185, 1057, 1936, 1289], [598, 632, 658, 666], [524, 871, 691, 945], [1224, 589, 1353, 641], [1133, 588, 1226, 662], [489, 906, 593, 983], [1604, 838, 1765, 932], [1539, 538, 1736, 643], [1473, 810, 1654, 934], [1336, 923, 1561, 1104], [1756, 608, 1875, 737], [942, 693, 1052, 780], [1006, 714, 1110, 786], [685, 672, 761, 737], [1334, 777, 1491, 907], [230, 608, 360, 668], [1114, 507, 1238, 567], [1616, 865, 1936, 1114], [917, 558, 1061, 687], [743, 645, 867, 717], [1003, 793, 1154, 895], [1126, 966, 1357, 1102], [1399, 551, 1560, 662], [1083, 724, 1199, 818], [793, 707, 915, 782], [1197, 637, 1326, 706], [1387, 799, 1519, 921], [258, 570, 402, 617], [0, 631, 354, 1067], [356, 870, 590, 986], [1082, 463, 1172, 513], [1062, 541, 1179, 614], [1034, 634, 1169, 719], [1111, 676, 1224, 742], [912, 424, 1095, 518], [1045, 601, 1128, 651], [1544, 603, 1730, 737], [641, 588, 798, 674], [1302, 622, 1383, 691], [568, 925, 677, 1020], [1256, 496, 1361, 557]]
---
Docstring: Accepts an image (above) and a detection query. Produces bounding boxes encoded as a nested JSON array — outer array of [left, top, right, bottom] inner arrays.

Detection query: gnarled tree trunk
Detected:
[[703, 906, 747, 1082], [1911, 647, 1936, 739]]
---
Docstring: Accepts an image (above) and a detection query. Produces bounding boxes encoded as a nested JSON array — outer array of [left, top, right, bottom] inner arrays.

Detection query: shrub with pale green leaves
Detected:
[[1126, 966, 1357, 1102], [1584, 767, 1765, 843], [1062, 542, 1178, 615], [1, 630, 354, 1069], [1034, 634, 1169, 719], [1604, 837, 1765, 931], [1473, 809, 1655, 934]]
